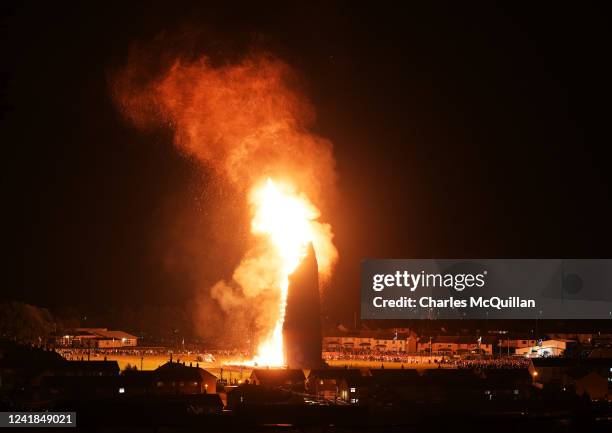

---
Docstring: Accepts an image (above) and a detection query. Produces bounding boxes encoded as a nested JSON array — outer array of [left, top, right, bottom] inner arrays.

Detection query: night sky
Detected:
[[2, 2, 610, 324]]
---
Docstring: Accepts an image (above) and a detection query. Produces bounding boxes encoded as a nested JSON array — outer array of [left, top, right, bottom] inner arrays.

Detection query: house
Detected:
[[417, 336, 495, 356], [497, 334, 537, 354], [41, 360, 217, 399], [529, 357, 612, 401], [0, 340, 65, 391], [323, 330, 417, 353], [338, 374, 372, 404], [249, 369, 306, 391], [40, 360, 121, 398], [119, 370, 156, 395], [306, 368, 366, 402], [516, 339, 572, 357], [42, 385, 224, 417], [56, 328, 138, 348], [547, 333, 594, 345], [528, 357, 575, 385], [592, 333, 612, 348], [153, 361, 217, 394], [569, 369, 609, 401]]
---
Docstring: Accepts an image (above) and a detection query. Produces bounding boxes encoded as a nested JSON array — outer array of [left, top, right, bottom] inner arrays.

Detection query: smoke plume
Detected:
[[112, 47, 338, 351]]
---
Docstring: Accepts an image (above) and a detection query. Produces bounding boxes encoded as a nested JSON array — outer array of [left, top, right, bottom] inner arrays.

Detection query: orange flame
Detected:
[[248, 178, 334, 365]]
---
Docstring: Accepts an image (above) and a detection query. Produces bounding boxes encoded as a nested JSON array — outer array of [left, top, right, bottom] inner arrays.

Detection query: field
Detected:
[[326, 359, 453, 370], [71, 351, 453, 379]]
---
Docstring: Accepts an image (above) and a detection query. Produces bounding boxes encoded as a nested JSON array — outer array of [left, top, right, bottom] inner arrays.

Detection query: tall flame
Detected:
[[249, 178, 321, 366]]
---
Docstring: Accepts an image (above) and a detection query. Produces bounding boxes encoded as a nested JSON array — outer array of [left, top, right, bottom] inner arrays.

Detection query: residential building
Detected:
[[249, 369, 306, 391], [529, 357, 612, 401], [497, 335, 537, 353], [306, 368, 367, 402], [56, 328, 138, 348], [42, 359, 216, 398], [323, 330, 417, 353], [515, 339, 571, 357], [417, 336, 495, 356], [153, 360, 217, 394]]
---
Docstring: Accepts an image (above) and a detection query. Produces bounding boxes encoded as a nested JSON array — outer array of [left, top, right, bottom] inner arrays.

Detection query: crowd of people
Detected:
[[323, 350, 446, 364], [454, 357, 531, 369], [57, 346, 168, 359], [323, 350, 531, 368], [56, 346, 251, 365]]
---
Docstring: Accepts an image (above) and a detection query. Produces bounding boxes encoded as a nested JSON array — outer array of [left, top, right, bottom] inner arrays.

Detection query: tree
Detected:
[[0, 302, 56, 343]]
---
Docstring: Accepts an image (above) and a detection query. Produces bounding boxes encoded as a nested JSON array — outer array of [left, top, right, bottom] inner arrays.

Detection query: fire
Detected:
[[112, 50, 338, 361], [249, 178, 320, 366]]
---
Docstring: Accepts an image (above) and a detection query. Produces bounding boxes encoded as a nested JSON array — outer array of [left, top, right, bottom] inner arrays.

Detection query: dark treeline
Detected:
[[0, 302, 199, 347]]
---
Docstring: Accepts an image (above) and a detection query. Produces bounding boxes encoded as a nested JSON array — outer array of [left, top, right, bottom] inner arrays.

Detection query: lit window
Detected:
[[118, 387, 125, 394], [350, 387, 356, 392]]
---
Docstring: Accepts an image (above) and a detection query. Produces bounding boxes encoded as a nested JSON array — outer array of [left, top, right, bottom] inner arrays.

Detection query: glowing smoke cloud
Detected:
[[113, 49, 338, 363]]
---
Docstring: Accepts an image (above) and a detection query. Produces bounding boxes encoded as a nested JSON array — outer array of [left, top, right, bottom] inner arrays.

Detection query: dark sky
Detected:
[[2, 2, 610, 323]]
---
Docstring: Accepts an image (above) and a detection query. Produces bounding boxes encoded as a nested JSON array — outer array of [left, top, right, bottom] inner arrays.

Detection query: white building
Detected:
[[516, 339, 570, 357], [57, 328, 138, 348]]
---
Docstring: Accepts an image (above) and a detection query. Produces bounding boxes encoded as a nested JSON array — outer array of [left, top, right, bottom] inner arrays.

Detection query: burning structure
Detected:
[[283, 243, 323, 368], [113, 50, 338, 366], [247, 179, 331, 366]]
